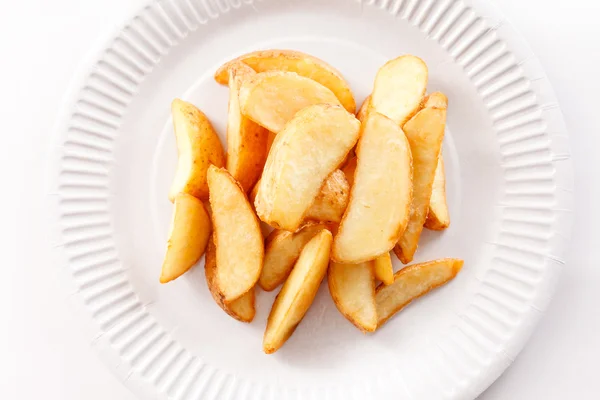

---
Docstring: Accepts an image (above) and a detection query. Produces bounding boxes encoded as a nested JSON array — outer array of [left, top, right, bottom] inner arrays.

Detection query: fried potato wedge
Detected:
[[328, 260, 377, 332], [394, 92, 447, 263], [341, 155, 357, 188], [304, 169, 349, 224], [160, 194, 211, 283], [356, 95, 370, 123], [225, 63, 270, 192], [376, 258, 463, 327], [255, 104, 360, 231], [239, 71, 342, 133], [374, 252, 394, 285], [332, 112, 413, 263], [215, 49, 356, 113], [371, 55, 428, 126], [259, 223, 325, 291], [263, 229, 332, 353], [207, 166, 264, 303], [205, 238, 255, 322], [425, 154, 450, 230], [169, 99, 225, 201]]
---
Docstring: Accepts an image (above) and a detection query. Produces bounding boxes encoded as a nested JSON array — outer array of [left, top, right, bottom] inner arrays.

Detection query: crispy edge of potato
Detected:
[[303, 169, 350, 224], [328, 260, 377, 333], [263, 229, 332, 354], [226, 63, 270, 192], [160, 193, 211, 283], [259, 222, 325, 291], [356, 95, 371, 123], [425, 153, 450, 230], [373, 252, 394, 286], [341, 155, 357, 188], [207, 165, 264, 303], [205, 237, 256, 322], [376, 258, 463, 328], [169, 99, 225, 201], [214, 49, 356, 113]]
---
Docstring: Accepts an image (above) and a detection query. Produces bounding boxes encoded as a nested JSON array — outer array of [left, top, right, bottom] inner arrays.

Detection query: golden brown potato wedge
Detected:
[[169, 99, 225, 201], [205, 238, 255, 322], [373, 252, 394, 286], [225, 63, 270, 192], [214, 49, 356, 113], [332, 111, 413, 263], [239, 71, 342, 133], [263, 229, 332, 353], [160, 193, 211, 283], [356, 95, 370, 123], [255, 104, 360, 232], [341, 155, 357, 188], [425, 154, 450, 230], [371, 55, 428, 126], [328, 260, 377, 332], [259, 223, 325, 291], [304, 169, 349, 224], [376, 258, 463, 328], [394, 92, 447, 263], [207, 166, 264, 303]]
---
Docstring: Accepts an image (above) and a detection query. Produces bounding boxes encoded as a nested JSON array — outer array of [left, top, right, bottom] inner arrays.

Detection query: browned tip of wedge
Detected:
[[263, 229, 332, 353], [373, 252, 394, 285], [214, 49, 356, 113], [425, 154, 450, 230], [328, 260, 377, 332], [239, 70, 343, 133], [376, 258, 463, 328], [424, 92, 448, 109], [169, 99, 225, 202], [356, 95, 371, 123], [205, 237, 256, 322], [160, 193, 211, 283], [207, 165, 264, 303], [303, 169, 350, 224], [371, 55, 428, 126]]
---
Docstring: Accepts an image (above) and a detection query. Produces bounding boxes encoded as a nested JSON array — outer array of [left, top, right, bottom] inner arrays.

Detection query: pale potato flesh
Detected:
[[328, 260, 377, 332], [205, 238, 255, 322], [239, 71, 342, 133], [373, 252, 394, 285], [160, 193, 211, 283], [255, 104, 360, 232], [425, 154, 450, 230], [226, 63, 270, 192], [207, 166, 264, 303], [169, 99, 225, 201], [259, 223, 325, 291], [332, 111, 413, 263], [376, 258, 463, 328], [394, 92, 447, 263], [263, 229, 332, 353], [214, 49, 356, 113], [371, 55, 428, 126], [304, 169, 349, 224]]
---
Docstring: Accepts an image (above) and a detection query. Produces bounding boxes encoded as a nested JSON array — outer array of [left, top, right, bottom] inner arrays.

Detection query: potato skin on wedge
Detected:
[[263, 229, 332, 354], [376, 258, 463, 328], [214, 49, 356, 113], [207, 166, 264, 303], [328, 260, 377, 332], [205, 238, 256, 322], [255, 104, 360, 232]]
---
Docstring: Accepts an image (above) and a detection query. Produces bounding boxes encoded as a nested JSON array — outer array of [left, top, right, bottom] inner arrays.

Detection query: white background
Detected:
[[1, 0, 598, 399]]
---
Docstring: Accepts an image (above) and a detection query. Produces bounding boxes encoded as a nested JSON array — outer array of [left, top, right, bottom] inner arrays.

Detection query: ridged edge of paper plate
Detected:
[[48, 0, 573, 399]]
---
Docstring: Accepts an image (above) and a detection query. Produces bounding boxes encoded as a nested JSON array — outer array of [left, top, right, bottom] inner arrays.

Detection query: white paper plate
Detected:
[[48, 0, 573, 399]]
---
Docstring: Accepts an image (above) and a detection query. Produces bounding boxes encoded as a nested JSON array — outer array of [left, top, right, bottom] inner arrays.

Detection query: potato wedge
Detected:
[[376, 258, 463, 328], [239, 71, 342, 133], [341, 155, 357, 188], [226, 63, 270, 192], [214, 49, 356, 113], [263, 229, 332, 353], [259, 223, 325, 291], [207, 166, 264, 303], [255, 104, 360, 231], [356, 95, 370, 123], [371, 55, 428, 126], [205, 238, 255, 322], [169, 99, 225, 201], [374, 252, 394, 285], [304, 169, 349, 224], [328, 260, 377, 332], [394, 92, 447, 263], [425, 154, 450, 230], [160, 193, 211, 283], [332, 112, 412, 263]]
